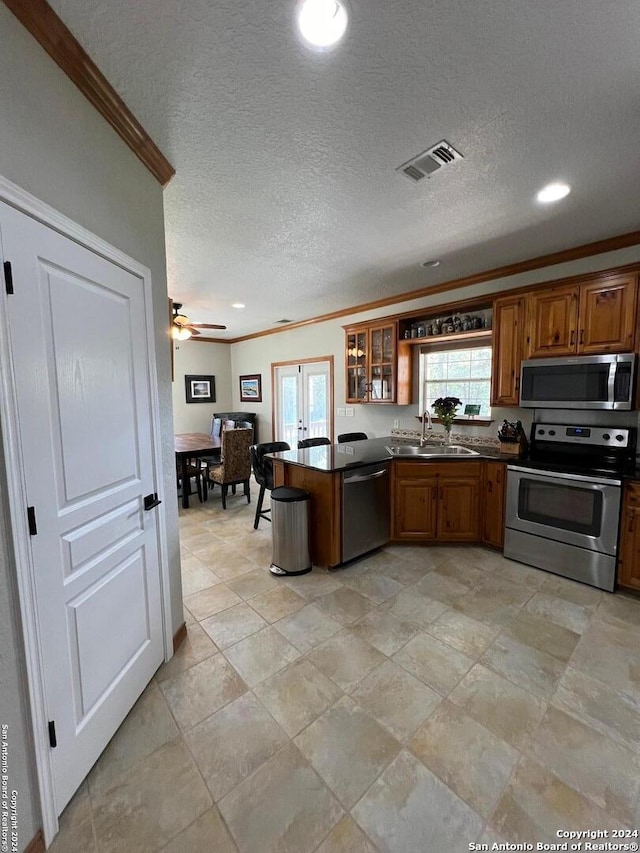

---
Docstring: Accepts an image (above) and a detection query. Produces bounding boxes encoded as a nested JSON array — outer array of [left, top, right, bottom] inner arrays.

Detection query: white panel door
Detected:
[[274, 361, 330, 445], [0, 202, 164, 814]]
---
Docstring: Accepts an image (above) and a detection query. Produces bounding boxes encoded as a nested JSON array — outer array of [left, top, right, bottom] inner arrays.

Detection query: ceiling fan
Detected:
[[171, 302, 226, 339]]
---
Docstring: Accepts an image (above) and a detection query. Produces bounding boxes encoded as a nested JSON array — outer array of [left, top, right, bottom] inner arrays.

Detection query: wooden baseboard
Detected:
[[173, 621, 187, 653], [24, 829, 45, 853]]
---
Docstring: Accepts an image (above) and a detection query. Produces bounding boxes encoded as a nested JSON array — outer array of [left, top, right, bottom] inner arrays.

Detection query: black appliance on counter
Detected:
[[504, 421, 637, 592]]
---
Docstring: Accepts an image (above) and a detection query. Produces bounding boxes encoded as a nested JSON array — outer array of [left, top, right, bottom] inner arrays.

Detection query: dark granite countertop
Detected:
[[269, 436, 521, 473]]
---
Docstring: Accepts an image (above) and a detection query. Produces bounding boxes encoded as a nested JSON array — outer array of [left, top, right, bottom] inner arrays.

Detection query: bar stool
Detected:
[[251, 441, 290, 529], [297, 437, 331, 449], [337, 432, 368, 442]]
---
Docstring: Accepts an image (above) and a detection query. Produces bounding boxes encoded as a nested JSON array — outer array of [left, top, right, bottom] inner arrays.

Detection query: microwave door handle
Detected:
[[608, 362, 616, 405]]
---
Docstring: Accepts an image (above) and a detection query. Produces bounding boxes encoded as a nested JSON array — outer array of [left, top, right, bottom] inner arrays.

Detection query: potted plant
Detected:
[[432, 396, 462, 444]]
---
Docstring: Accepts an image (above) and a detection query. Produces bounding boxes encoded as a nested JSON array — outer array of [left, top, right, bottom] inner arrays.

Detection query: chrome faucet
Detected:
[[419, 410, 433, 446]]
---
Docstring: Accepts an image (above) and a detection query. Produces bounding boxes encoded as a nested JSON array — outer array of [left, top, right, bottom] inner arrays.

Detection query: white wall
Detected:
[[172, 340, 233, 433], [0, 7, 181, 847], [230, 244, 640, 442]]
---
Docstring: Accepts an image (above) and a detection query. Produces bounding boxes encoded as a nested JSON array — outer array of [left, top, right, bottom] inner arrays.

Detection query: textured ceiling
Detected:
[[49, 0, 640, 337]]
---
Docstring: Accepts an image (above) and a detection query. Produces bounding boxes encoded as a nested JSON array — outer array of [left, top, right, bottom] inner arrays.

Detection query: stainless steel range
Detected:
[[504, 422, 636, 591]]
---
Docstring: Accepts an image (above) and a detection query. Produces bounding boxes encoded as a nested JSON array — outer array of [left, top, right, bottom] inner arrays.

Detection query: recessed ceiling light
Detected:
[[536, 182, 571, 204], [231, 303, 245, 309], [421, 259, 441, 268], [296, 0, 348, 49]]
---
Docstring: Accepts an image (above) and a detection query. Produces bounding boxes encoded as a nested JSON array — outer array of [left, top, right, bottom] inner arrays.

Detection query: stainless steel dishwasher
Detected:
[[342, 462, 390, 562]]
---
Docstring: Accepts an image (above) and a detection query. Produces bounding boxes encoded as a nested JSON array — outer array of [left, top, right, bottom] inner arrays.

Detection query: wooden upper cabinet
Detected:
[[345, 320, 411, 404], [577, 275, 637, 354], [526, 274, 638, 359], [526, 285, 578, 358], [491, 295, 525, 406]]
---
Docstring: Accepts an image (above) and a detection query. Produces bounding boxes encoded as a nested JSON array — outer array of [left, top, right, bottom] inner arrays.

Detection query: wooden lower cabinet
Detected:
[[393, 475, 438, 540], [617, 481, 640, 592], [392, 461, 481, 543], [482, 461, 507, 549]]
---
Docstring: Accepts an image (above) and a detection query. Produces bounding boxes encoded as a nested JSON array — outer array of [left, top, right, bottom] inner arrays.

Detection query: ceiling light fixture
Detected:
[[296, 0, 348, 49], [421, 260, 441, 268], [536, 182, 571, 204], [171, 326, 192, 341], [232, 303, 245, 309]]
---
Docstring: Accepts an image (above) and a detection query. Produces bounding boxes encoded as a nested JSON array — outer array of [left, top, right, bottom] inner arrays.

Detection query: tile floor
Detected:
[[51, 484, 640, 852]]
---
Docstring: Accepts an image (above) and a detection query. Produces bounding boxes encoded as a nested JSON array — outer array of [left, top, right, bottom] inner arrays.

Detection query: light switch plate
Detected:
[[393, 419, 399, 428]]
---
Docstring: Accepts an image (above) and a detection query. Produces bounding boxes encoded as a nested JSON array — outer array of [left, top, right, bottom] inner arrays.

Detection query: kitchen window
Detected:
[[419, 344, 492, 418]]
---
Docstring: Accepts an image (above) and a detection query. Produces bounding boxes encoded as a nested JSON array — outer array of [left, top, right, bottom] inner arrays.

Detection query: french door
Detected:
[[273, 358, 333, 446]]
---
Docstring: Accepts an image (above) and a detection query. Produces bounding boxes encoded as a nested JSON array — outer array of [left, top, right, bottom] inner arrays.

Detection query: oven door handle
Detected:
[[507, 465, 622, 487]]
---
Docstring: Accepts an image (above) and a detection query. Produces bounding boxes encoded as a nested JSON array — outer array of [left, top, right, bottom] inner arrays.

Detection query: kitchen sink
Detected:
[[386, 444, 480, 457]]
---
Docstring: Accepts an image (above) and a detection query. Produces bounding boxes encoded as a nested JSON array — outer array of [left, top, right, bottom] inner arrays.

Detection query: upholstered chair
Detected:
[[207, 428, 253, 509]]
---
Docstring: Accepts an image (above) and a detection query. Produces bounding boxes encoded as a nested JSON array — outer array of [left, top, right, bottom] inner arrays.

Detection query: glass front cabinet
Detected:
[[345, 320, 411, 404]]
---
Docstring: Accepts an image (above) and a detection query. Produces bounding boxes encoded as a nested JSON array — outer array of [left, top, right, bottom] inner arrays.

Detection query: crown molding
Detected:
[[3, 0, 175, 186]]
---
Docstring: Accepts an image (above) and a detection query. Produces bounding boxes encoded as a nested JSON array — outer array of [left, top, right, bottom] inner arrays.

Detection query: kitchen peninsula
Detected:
[[270, 438, 512, 569]]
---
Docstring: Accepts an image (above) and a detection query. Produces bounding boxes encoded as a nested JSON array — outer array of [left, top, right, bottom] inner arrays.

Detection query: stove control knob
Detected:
[[549, 429, 556, 436], [616, 434, 625, 442], [538, 429, 545, 435], [603, 433, 610, 441]]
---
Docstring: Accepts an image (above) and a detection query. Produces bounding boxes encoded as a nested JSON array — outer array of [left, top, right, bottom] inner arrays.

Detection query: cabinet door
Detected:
[[491, 296, 525, 406], [369, 324, 396, 403], [393, 477, 438, 540], [578, 275, 637, 354], [482, 462, 506, 549], [617, 483, 640, 591], [437, 477, 480, 541], [346, 328, 369, 402], [526, 286, 578, 358]]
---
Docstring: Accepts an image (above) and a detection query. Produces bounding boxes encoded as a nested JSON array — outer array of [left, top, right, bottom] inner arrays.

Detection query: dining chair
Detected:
[[207, 428, 253, 509], [337, 432, 368, 442], [176, 460, 207, 504], [298, 437, 331, 449], [210, 416, 222, 438], [250, 441, 290, 529]]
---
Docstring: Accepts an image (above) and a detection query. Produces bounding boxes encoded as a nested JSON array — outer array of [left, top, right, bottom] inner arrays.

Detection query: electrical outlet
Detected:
[[393, 419, 399, 428]]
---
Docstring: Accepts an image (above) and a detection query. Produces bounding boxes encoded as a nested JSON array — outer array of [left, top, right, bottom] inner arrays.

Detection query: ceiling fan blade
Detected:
[[189, 327, 201, 336], [190, 323, 228, 330]]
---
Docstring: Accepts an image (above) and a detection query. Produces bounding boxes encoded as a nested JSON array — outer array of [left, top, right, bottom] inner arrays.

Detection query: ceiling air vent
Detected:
[[396, 140, 464, 182], [275, 319, 292, 324]]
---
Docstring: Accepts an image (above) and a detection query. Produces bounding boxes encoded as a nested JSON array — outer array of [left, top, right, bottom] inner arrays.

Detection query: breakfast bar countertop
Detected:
[[269, 436, 518, 473]]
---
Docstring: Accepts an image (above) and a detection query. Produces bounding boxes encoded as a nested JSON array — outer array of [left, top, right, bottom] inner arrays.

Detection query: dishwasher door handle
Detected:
[[344, 469, 388, 484]]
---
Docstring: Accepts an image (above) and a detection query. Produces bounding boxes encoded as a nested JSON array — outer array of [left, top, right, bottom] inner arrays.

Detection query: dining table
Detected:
[[174, 432, 221, 509]]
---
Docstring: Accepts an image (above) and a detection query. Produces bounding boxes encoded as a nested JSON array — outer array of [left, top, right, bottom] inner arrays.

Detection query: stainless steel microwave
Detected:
[[519, 353, 636, 410]]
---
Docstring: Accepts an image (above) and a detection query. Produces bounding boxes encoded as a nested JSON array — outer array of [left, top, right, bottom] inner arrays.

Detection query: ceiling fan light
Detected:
[[173, 314, 190, 326], [172, 326, 192, 341]]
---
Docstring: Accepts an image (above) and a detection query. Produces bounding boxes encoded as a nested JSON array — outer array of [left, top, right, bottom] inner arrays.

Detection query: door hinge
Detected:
[[27, 506, 37, 536], [48, 721, 57, 748], [3, 261, 13, 295]]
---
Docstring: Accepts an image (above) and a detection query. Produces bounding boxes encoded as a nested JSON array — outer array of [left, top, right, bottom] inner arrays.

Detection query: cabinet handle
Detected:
[[569, 330, 575, 346], [628, 513, 635, 535], [496, 469, 501, 484], [515, 376, 520, 392], [488, 481, 493, 493], [579, 328, 584, 344]]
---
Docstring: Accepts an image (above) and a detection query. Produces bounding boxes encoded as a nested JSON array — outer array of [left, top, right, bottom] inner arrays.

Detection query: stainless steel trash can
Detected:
[[270, 486, 312, 576]]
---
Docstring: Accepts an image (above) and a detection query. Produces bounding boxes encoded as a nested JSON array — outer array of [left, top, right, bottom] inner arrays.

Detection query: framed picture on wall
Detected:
[[185, 374, 216, 403], [239, 374, 262, 402]]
